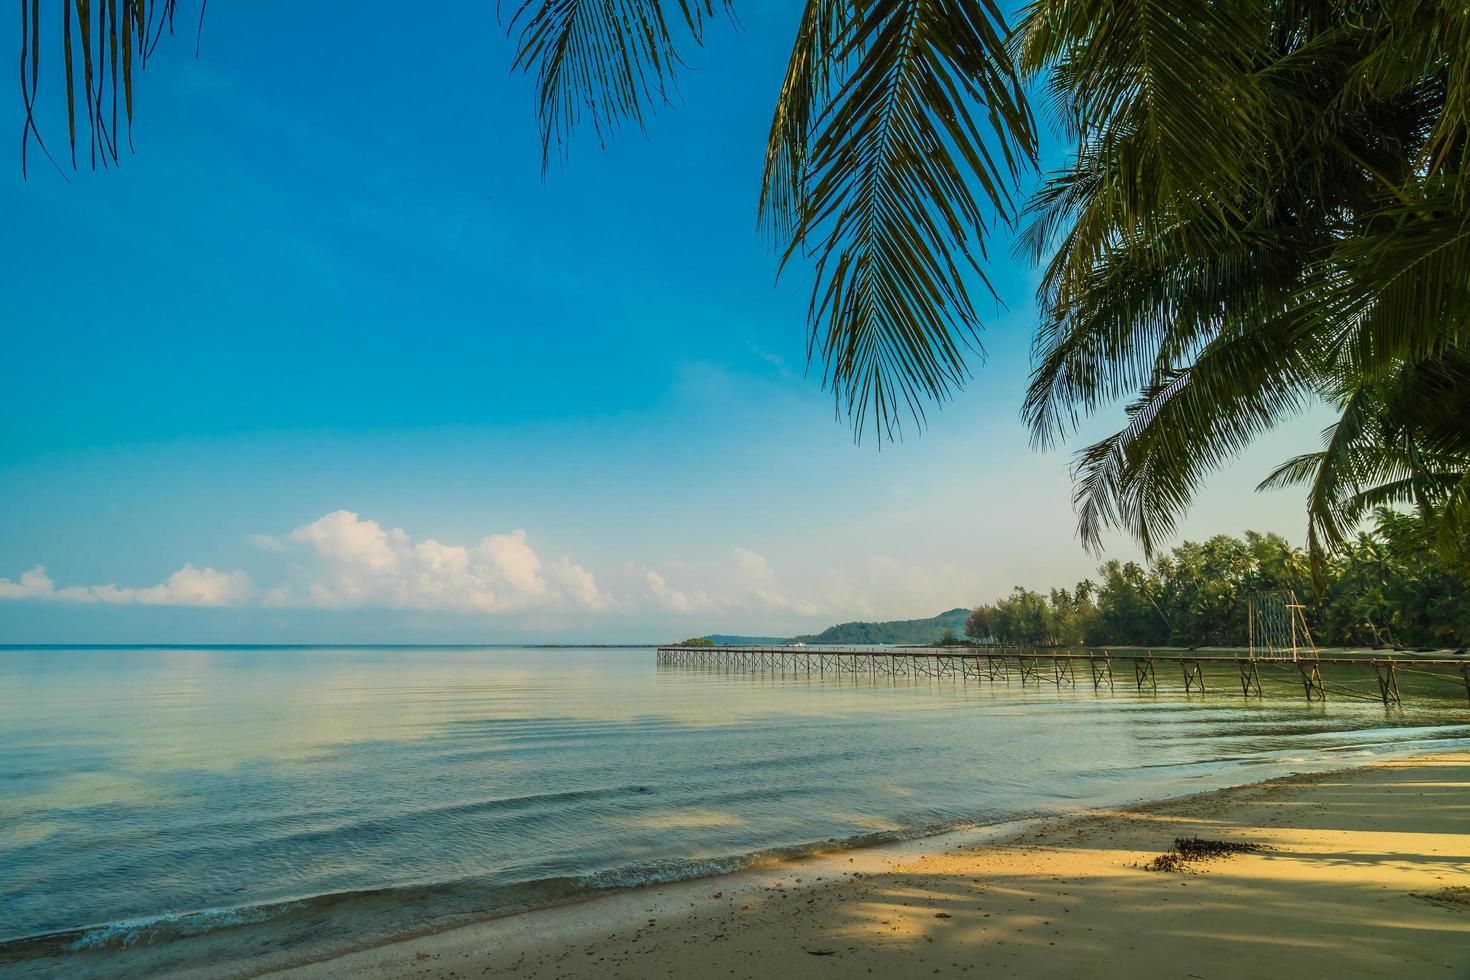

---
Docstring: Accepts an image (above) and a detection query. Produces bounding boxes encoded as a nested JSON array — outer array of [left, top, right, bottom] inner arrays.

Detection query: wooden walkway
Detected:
[[655, 645, 1470, 708]]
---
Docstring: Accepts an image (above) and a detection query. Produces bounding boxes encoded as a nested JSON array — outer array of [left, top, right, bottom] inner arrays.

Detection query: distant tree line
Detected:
[[794, 608, 970, 646], [965, 511, 1470, 650]]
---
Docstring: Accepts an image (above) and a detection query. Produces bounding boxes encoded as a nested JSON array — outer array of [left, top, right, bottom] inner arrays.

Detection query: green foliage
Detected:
[[974, 513, 1469, 649], [702, 634, 791, 645], [1019, 0, 1470, 561], [759, 0, 1036, 442], [676, 636, 715, 647], [969, 583, 1097, 646], [1315, 511, 1470, 649], [963, 605, 993, 643]]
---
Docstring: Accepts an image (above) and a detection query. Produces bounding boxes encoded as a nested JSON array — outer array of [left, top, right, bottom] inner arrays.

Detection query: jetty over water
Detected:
[[656, 645, 1470, 708]]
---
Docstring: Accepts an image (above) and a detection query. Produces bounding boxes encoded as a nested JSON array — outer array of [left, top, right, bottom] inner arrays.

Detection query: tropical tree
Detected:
[[1017, 0, 1470, 563], [19, 0, 1470, 565], [964, 604, 995, 643], [1086, 559, 1169, 646], [1259, 349, 1470, 580], [977, 515, 1469, 649]]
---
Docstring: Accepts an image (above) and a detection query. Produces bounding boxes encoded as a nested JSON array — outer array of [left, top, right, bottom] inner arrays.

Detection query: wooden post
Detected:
[[1238, 658, 1262, 697], [1372, 659, 1401, 706], [1134, 655, 1157, 693], [1298, 659, 1326, 702], [1019, 657, 1040, 685], [1181, 659, 1205, 694]]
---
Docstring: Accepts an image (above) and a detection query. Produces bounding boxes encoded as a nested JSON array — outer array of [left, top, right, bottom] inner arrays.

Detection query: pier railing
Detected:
[[655, 645, 1470, 708]]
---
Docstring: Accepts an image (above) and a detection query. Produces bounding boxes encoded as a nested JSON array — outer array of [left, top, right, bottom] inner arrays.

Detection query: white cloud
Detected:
[[645, 548, 823, 618], [0, 566, 55, 600], [0, 563, 252, 606], [279, 510, 610, 613], [0, 512, 980, 626], [646, 570, 724, 614]]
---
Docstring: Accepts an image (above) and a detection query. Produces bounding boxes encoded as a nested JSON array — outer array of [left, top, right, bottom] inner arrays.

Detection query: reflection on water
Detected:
[[0, 645, 1466, 978]]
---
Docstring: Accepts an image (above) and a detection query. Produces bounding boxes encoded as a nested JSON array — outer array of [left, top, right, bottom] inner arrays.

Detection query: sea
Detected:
[[1, 644, 1466, 977]]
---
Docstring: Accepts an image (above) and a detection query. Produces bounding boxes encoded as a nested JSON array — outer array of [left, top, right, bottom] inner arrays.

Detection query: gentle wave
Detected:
[[0, 820, 979, 979]]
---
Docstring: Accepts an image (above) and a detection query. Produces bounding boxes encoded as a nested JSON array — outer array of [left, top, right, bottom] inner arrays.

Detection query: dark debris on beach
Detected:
[[1143, 837, 1269, 873]]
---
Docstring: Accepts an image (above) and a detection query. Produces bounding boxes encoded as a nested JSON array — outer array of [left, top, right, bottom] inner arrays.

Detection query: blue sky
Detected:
[[0, 2, 1323, 643]]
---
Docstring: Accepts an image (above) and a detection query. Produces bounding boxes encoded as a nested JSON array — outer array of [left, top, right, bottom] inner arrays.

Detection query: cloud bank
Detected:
[[273, 510, 608, 613], [0, 510, 983, 626], [0, 563, 252, 606]]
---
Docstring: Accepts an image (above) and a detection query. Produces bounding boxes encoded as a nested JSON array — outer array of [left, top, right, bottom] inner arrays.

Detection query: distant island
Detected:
[[697, 608, 970, 647], [795, 608, 970, 645]]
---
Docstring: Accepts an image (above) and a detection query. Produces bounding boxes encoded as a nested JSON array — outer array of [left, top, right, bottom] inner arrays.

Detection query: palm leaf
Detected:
[[1024, 0, 1470, 559], [1258, 349, 1470, 585], [19, 0, 186, 175], [1071, 311, 1319, 555], [758, 0, 848, 244], [505, 0, 729, 170], [766, 0, 1036, 442]]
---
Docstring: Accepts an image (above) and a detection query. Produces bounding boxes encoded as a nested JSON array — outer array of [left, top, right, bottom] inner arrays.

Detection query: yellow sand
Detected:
[[270, 752, 1470, 979]]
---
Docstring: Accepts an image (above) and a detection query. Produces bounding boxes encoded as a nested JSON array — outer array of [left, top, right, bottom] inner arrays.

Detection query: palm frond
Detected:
[[1019, 0, 1272, 231], [1319, 196, 1470, 378], [767, 0, 1036, 442], [1256, 347, 1470, 587], [505, 0, 729, 171], [1071, 313, 1317, 555], [1022, 0, 1470, 560], [19, 0, 187, 176], [757, 0, 847, 244]]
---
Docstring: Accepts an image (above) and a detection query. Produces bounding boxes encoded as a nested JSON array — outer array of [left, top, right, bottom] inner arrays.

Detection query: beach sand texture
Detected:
[[272, 752, 1470, 979]]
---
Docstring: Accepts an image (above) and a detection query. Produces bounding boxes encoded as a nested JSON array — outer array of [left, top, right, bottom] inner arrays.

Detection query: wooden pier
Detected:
[[655, 645, 1470, 708]]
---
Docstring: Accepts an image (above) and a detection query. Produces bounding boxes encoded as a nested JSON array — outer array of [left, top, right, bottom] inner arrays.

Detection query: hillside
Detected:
[[792, 608, 970, 645]]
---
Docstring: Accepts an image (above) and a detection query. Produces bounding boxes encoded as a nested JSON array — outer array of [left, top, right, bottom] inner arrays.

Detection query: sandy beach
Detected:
[[268, 751, 1470, 979]]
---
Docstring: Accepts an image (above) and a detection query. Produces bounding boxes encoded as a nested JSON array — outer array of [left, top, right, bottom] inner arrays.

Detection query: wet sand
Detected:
[[270, 752, 1470, 979]]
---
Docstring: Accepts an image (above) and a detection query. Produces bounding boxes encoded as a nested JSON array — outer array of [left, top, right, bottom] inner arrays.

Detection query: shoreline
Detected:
[[267, 748, 1470, 979]]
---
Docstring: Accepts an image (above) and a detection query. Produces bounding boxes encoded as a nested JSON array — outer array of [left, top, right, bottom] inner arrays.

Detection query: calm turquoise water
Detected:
[[1, 645, 1467, 978]]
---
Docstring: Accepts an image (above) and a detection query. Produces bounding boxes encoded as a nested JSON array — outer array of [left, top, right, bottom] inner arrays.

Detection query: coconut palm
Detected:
[[1259, 348, 1470, 579], [19, 0, 1470, 563], [1017, 0, 1469, 560]]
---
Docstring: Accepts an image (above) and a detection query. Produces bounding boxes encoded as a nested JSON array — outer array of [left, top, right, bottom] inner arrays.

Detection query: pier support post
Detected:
[[1090, 654, 1114, 691], [1371, 659, 1401, 706], [1238, 659, 1262, 697], [1019, 657, 1040, 685], [1298, 659, 1327, 702], [1134, 655, 1157, 693], [1181, 659, 1205, 694]]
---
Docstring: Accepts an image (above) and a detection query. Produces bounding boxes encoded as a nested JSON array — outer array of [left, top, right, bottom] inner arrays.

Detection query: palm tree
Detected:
[[20, 1, 1470, 564], [1017, 0, 1469, 562], [1259, 348, 1470, 579]]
